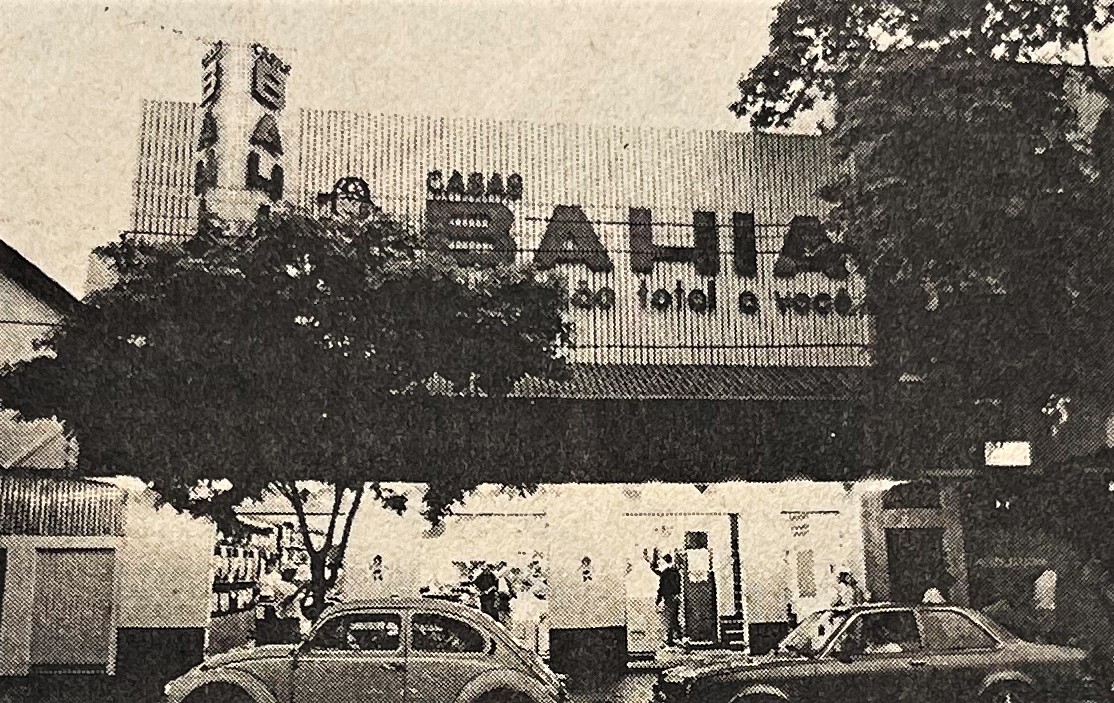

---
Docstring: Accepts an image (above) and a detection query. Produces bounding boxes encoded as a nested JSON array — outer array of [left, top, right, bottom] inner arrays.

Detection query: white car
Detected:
[[166, 598, 566, 703]]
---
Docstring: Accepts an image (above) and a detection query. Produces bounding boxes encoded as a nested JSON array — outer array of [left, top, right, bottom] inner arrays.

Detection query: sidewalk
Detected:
[[567, 672, 656, 703], [627, 646, 747, 671]]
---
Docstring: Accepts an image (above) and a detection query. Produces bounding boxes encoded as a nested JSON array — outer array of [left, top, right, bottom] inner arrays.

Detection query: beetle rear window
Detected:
[[411, 613, 486, 653]]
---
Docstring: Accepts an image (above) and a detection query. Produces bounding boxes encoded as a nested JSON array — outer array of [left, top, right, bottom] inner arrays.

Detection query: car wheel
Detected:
[[981, 682, 1037, 703], [477, 688, 533, 703], [183, 683, 254, 703]]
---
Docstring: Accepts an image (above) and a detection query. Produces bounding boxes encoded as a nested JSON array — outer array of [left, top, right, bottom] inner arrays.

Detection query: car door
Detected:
[[407, 611, 498, 703], [809, 610, 931, 703], [916, 608, 1005, 702], [292, 610, 408, 703]]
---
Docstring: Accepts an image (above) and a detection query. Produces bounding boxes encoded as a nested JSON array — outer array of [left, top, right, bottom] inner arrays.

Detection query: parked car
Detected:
[[653, 604, 1108, 703], [165, 598, 566, 703]]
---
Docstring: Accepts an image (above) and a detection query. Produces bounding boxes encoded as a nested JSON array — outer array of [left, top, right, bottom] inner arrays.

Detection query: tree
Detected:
[[732, 0, 1114, 131], [0, 205, 568, 619], [732, 2, 1114, 599], [734, 2, 1114, 470]]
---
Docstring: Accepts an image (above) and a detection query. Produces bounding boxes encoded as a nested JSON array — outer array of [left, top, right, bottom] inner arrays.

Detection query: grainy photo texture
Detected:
[[3, 2, 1114, 703]]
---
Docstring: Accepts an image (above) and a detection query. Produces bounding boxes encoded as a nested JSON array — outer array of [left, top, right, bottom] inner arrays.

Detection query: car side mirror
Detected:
[[833, 649, 855, 664]]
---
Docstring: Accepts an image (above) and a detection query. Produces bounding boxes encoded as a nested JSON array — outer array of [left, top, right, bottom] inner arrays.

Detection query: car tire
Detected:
[[476, 688, 533, 703], [183, 683, 255, 703], [980, 682, 1038, 703]]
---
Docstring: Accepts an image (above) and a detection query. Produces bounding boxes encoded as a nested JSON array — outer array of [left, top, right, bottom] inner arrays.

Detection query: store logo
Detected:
[[416, 170, 864, 318]]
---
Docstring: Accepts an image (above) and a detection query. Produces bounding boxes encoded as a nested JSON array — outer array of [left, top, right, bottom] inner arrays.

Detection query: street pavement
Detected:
[[567, 672, 656, 703]]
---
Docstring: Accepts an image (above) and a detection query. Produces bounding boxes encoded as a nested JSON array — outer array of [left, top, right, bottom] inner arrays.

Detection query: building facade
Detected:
[[116, 41, 997, 673]]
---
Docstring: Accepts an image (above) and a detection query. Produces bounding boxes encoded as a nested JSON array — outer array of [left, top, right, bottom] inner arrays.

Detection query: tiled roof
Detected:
[[512, 365, 868, 401], [0, 238, 80, 318]]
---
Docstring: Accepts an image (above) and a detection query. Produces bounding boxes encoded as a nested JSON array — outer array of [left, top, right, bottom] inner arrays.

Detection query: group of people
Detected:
[[473, 562, 516, 625], [254, 555, 351, 643]]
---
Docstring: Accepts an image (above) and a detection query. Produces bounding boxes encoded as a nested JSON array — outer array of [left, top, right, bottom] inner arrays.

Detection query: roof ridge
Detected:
[[0, 238, 81, 317]]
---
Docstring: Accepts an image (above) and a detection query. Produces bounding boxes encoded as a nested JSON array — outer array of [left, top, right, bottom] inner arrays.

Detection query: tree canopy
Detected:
[[734, 3, 1114, 473], [733, 0, 1114, 130], [0, 205, 568, 615]]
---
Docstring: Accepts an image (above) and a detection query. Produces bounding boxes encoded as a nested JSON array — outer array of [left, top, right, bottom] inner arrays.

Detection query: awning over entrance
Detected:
[[513, 365, 867, 401], [391, 395, 870, 485]]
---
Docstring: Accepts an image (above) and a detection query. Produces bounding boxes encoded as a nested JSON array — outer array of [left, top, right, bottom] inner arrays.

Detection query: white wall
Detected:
[[0, 479, 215, 677], [115, 478, 216, 629], [336, 481, 875, 633]]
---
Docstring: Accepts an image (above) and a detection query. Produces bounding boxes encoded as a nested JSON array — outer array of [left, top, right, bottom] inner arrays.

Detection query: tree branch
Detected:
[[323, 482, 344, 558], [278, 480, 317, 558], [335, 482, 366, 572], [1079, 33, 1114, 102]]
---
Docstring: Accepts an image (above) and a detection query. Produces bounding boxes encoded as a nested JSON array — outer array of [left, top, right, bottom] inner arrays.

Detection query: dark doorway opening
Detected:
[[886, 528, 947, 604]]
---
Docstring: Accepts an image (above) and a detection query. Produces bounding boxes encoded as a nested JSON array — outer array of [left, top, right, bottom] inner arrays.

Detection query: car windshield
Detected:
[[776, 610, 851, 657]]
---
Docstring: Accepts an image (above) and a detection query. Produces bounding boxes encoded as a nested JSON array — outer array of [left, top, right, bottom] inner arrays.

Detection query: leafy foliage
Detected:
[[735, 5, 1114, 473], [0, 205, 568, 616], [732, 0, 1114, 130]]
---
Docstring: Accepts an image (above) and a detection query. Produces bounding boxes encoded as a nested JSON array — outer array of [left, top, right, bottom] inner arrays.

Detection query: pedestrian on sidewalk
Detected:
[[474, 563, 500, 620], [648, 549, 682, 647], [832, 570, 865, 607]]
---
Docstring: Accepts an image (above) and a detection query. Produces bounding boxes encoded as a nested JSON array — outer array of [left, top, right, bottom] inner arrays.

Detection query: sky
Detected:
[[0, 0, 779, 296]]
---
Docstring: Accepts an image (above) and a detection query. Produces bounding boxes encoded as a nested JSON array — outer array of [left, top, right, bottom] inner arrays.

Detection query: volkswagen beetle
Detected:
[[166, 598, 565, 703]]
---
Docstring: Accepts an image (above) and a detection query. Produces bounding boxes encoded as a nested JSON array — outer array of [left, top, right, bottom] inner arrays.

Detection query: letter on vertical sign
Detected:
[[535, 205, 614, 273], [194, 150, 218, 196], [733, 213, 757, 278], [200, 57, 222, 108], [246, 151, 284, 202], [629, 208, 719, 276], [425, 200, 515, 267], [197, 111, 218, 151], [250, 114, 283, 157], [251, 50, 288, 111]]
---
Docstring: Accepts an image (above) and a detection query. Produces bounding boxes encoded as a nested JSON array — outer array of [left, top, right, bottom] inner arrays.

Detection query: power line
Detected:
[[0, 215, 118, 233], [97, 5, 298, 55]]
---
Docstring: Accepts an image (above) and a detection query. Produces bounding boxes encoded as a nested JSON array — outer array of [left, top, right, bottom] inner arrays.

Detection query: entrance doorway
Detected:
[[885, 528, 947, 604], [30, 548, 115, 671]]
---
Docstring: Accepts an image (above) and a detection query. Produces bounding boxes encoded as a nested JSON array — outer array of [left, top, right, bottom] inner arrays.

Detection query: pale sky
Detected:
[[0, 0, 779, 296]]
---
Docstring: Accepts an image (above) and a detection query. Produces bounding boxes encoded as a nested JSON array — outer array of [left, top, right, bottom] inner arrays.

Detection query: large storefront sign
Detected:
[[422, 170, 861, 320]]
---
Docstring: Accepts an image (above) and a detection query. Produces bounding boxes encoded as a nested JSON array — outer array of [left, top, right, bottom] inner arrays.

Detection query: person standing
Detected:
[[474, 563, 500, 620], [832, 570, 865, 607], [255, 559, 284, 644], [650, 551, 683, 647], [496, 564, 516, 625]]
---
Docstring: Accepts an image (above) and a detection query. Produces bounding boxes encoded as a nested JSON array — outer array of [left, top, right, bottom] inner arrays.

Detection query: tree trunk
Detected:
[[303, 551, 330, 622]]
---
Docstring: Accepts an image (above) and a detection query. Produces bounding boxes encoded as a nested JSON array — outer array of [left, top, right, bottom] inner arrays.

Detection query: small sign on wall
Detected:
[[985, 441, 1031, 467]]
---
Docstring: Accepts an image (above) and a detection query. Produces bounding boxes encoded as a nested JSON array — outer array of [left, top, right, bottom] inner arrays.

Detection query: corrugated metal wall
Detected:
[[296, 111, 871, 366], [0, 475, 125, 536], [131, 100, 198, 238], [128, 103, 872, 367]]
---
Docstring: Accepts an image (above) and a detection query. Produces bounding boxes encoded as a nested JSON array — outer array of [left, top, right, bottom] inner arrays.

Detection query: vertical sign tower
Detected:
[[194, 41, 290, 231]]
